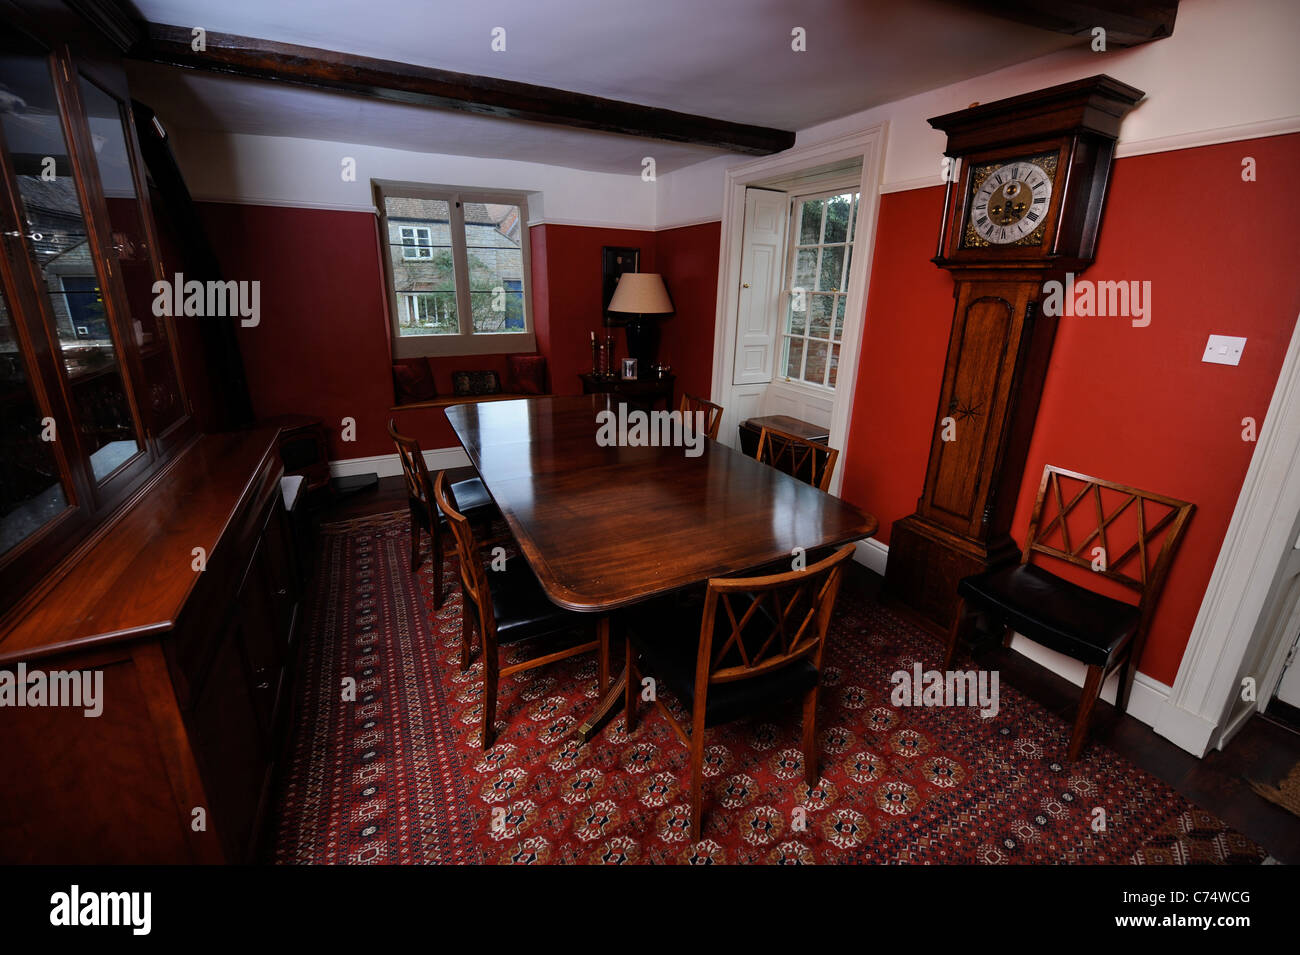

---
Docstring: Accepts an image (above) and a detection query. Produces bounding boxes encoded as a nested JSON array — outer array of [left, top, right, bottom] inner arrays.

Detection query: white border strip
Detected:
[[328, 447, 471, 479]]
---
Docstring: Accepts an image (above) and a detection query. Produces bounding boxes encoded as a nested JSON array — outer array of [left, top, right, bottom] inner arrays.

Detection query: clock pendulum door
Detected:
[[886, 275, 1058, 629], [883, 75, 1143, 633]]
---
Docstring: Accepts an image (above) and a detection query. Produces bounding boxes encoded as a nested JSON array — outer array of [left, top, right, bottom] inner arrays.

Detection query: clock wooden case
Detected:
[[885, 75, 1143, 632]]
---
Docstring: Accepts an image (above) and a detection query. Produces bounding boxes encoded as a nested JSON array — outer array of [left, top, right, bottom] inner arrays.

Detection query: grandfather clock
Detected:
[[885, 75, 1143, 631]]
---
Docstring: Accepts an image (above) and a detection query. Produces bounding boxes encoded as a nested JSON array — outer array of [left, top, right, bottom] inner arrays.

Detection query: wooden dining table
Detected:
[[444, 394, 879, 741]]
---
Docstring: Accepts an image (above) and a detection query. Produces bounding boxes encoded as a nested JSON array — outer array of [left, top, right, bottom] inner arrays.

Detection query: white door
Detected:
[[732, 188, 787, 385]]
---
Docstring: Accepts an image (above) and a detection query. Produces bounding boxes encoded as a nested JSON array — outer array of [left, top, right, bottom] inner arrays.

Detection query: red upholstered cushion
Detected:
[[393, 358, 437, 403], [507, 355, 547, 395]]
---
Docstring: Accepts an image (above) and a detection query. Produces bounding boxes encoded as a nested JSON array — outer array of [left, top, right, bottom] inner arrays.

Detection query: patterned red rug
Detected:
[[272, 511, 1265, 864]]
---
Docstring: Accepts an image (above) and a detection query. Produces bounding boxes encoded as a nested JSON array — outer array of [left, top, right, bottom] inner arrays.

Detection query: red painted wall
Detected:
[[197, 205, 714, 459], [840, 133, 1300, 685], [657, 221, 722, 402], [530, 224, 656, 392]]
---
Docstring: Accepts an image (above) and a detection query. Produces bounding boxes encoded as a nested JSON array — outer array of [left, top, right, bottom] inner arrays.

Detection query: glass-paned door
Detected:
[[0, 53, 143, 483], [78, 75, 185, 434], [0, 278, 71, 557]]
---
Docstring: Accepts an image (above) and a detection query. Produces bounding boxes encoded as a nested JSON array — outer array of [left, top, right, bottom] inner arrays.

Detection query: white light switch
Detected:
[[1203, 335, 1247, 366]]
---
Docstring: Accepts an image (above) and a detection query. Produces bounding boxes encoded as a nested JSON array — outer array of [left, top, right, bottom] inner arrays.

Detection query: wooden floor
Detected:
[[316, 474, 1300, 863]]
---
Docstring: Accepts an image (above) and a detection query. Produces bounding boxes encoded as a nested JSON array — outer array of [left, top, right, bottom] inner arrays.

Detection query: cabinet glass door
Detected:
[[0, 53, 143, 483], [77, 75, 185, 435], [0, 278, 70, 557]]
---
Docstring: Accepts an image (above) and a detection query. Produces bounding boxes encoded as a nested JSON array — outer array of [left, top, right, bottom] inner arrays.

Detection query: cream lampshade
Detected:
[[607, 273, 674, 316], [607, 273, 673, 374]]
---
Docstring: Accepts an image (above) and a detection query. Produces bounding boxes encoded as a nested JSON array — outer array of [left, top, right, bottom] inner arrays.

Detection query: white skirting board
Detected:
[[328, 447, 471, 479], [850, 538, 1174, 734]]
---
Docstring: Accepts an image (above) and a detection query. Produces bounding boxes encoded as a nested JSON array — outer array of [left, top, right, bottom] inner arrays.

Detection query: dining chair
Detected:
[[624, 543, 855, 841], [679, 393, 723, 440], [943, 465, 1194, 760], [387, 419, 497, 609], [755, 425, 840, 492], [433, 470, 609, 749]]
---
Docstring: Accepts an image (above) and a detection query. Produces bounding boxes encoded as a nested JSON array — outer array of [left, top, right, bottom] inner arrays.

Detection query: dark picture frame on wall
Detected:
[[601, 246, 640, 321]]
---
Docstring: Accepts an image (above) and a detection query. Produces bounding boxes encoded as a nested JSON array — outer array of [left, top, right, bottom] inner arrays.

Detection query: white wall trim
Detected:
[[854, 537, 889, 576], [189, 196, 719, 236], [869, 117, 1300, 196], [1112, 114, 1300, 160], [654, 215, 727, 233], [328, 447, 471, 479], [1156, 312, 1300, 756], [1006, 635, 1172, 731]]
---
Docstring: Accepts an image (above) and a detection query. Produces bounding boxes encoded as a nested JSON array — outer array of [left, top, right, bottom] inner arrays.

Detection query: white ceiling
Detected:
[[125, 0, 1082, 175]]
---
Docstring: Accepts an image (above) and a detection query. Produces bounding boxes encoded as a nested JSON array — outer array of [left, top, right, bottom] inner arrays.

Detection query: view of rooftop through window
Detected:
[[383, 196, 526, 339]]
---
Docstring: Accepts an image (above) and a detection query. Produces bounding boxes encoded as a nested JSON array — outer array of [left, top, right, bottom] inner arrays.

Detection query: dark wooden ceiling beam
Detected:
[[129, 22, 795, 156], [959, 1, 1178, 47]]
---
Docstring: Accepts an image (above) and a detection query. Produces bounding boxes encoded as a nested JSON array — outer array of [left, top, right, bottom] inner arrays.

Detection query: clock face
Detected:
[[962, 154, 1056, 248]]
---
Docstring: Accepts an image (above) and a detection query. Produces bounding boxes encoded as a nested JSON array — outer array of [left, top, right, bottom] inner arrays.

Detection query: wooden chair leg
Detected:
[[481, 632, 499, 750], [1114, 652, 1137, 714], [1067, 664, 1106, 761], [408, 501, 422, 572], [597, 617, 610, 694], [688, 708, 708, 843], [943, 597, 976, 670], [459, 602, 474, 672], [624, 637, 639, 734], [430, 514, 444, 609], [802, 685, 820, 788]]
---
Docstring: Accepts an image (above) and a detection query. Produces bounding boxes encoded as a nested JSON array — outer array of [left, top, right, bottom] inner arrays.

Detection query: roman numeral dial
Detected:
[[964, 157, 1054, 246]]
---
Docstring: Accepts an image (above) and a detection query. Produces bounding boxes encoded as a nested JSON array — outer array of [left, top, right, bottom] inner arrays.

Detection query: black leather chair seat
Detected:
[[958, 563, 1141, 668], [449, 477, 495, 517], [489, 556, 580, 644], [628, 597, 819, 728]]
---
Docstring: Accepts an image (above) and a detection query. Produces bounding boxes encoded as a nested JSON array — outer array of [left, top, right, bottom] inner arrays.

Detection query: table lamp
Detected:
[[606, 272, 674, 372]]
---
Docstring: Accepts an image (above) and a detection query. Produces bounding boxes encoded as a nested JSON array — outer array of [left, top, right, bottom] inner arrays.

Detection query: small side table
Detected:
[[738, 414, 831, 457], [579, 373, 676, 411]]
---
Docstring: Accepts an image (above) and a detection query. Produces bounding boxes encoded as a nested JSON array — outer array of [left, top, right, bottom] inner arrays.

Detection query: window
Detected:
[[375, 181, 535, 357], [399, 226, 433, 259], [779, 190, 859, 389]]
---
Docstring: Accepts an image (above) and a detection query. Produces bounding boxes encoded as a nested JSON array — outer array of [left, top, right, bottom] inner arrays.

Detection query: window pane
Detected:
[[0, 54, 142, 482], [823, 193, 853, 243], [828, 344, 841, 388], [809, 294, 833, 338], [0, 280, 69, 557], [385, 197, 458, 336], [784, 337, 804, 379], [465, 202, 525, 334], [805, 340, 829, 387], [794, 248, 818, 289], [798, 199, 824, 244], [819, 246, 844, 291], [787, 296, 807, 335], [79, 77, 184, 433], [834, 296, 845, 340]]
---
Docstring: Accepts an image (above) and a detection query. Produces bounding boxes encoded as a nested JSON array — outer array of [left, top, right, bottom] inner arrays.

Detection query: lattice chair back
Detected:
[[1023, 465, 1195, 629], [388, 418, 432, 507], [679, 393, 724, 441], [755, 426, 840, 492], [697, 543, 855, 688]]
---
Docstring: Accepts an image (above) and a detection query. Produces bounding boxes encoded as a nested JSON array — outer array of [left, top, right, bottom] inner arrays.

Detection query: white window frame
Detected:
[[374, 179, 536, 358], [778, 186, 860, 390], [399, 226, 433, 260]]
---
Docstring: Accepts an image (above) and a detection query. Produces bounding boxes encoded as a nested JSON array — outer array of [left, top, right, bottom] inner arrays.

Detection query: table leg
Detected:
[[577, 665, 628, 743]]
